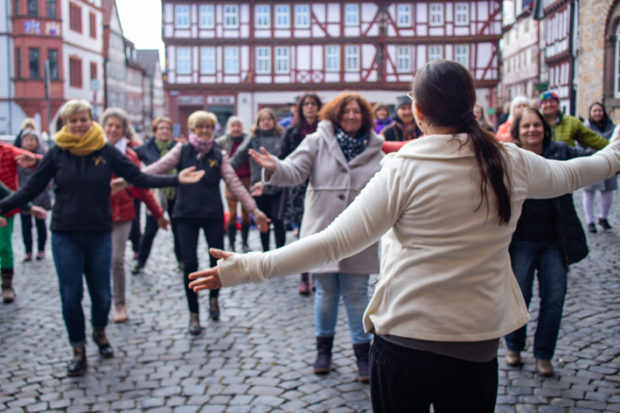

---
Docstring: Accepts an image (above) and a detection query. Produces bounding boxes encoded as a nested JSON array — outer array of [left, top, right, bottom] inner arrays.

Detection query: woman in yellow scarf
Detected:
[[0, 99, 204, 377]]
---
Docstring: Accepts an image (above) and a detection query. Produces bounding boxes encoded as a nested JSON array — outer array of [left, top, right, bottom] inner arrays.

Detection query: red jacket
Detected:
[[0, 143, 41, 217], [110, 146, 163, 223]]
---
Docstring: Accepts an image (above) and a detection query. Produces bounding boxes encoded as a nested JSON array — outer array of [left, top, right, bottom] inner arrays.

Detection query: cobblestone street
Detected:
[[1, 190, 619, 412]]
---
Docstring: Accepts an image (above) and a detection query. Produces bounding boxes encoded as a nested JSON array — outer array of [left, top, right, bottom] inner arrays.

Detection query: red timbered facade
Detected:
[[163, 1, 502, 134]]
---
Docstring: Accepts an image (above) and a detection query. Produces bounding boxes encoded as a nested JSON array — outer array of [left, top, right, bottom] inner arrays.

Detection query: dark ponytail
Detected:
[[412, 60, 512, 224]]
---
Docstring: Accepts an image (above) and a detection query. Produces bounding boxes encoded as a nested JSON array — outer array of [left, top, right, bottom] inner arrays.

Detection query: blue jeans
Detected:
[[51, 231, 112, 347], [505, 239, 568, 360], [313, 272, 371, 344]]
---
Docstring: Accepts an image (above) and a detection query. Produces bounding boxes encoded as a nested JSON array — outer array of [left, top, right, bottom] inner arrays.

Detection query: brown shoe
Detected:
[[113, 305, 127, 323], [505, 350, 522, 366], [536, 359, 554, 376]]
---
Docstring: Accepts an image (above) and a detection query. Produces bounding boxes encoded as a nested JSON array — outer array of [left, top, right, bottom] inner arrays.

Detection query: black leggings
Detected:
[[136, 197, 182, 265], [20, 213, 47, 254], [370, 335, 498, 413], [175, 217, 223, 314], [255, 192, 285, 251]]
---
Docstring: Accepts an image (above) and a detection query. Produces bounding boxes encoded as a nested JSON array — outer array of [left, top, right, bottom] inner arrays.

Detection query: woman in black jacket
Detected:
[[280, 93, 322, 295], [0, 100, 203, 377], [504, 107, 590, 377]]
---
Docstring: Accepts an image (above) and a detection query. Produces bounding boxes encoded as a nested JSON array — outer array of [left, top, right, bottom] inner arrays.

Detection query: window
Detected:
[[326, 45, 339, 72], [175, 5, 190, 29], [455, 3, 469, 26], [345, 45, 359, 71], [397, 4, 411, 27], [224, 47, 239, 73], [90, 62, 97, 81], [69, 3, 82, 33], [275, 5, 290, 28], [69, 57, 82, 87], [256, 47, 271, 74], [15, 47, 21, 79], [455, 45, 469, 68], [428, 45, 443, 61], [396, 46, 411, 73], [47, 49, 58, 80], [200, 47, 215, 74], [199, 5, 215, 28], [255, 5, 270, 28], [28, 48, 40, 79], [345, 4, 359, 26], [275, 47, 289, 73], [224, 5, 239, 28], [430, 4, 444, 26], [295, 5, 310, 28], [46, 0, 56, 18], [176, 47, 191, 74], [27, 0, 37, 16], [89, 12, 96, 38]]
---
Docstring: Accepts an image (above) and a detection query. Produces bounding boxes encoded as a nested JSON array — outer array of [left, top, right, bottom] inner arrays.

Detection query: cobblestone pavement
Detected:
[[0, 191, 619, 412]]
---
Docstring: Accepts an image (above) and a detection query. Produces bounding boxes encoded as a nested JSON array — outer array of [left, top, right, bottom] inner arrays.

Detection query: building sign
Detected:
[[207, 95, 235, 105], [46, 22, 61, 36], [178, 96, 204, 105], [25, 20, 41, 34]]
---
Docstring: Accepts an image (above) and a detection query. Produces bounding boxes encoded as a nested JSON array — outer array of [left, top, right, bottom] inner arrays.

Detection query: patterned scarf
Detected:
[[154, 138, 176, 200], [335, 127, 369, 162], [54, 122, 107, 156], [188, 133, 214, 159]]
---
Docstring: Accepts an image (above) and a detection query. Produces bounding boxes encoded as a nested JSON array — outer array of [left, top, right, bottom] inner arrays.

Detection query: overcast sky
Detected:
[[115, 0, 166, 68]]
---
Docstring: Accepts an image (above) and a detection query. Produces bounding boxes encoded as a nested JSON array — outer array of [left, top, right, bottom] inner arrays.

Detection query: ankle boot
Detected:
[[92, 329, 114, 358], [67, 346, 87, 376], [209, 297, 220, 321], [189, 312, 201, 335], [299, 273, 310, 296], [227, 224, 237, 252], [1, 268, 15, 304], [241, 222, 250, 252], [313, 335, 334, 374], [353, 342, 370, 383]]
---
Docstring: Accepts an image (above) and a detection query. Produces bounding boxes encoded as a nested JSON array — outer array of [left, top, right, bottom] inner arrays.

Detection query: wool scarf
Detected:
[[53, 122, 107, 156], [335, 127, 368, 162], [188, 133, 214, 159]]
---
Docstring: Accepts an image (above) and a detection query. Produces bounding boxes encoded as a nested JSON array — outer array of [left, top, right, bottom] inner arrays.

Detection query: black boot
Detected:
[[1, 268, 15, 303], [313, 335, 334, 374], [189, 312, 201, 335], [209, 297, 220, 321], [67, 346, 87, 376], [241, 222, 250, 252], [92, 329, 114, 358], [227, 224, 237, 252], [353, 342, 370, 383]]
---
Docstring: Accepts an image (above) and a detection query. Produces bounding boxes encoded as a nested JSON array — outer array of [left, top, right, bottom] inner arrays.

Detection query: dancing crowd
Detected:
[[1, 60, 619, 412]]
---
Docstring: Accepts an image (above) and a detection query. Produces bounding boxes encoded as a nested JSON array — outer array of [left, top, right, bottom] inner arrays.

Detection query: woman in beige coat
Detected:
[[247, 92, 383, 382]]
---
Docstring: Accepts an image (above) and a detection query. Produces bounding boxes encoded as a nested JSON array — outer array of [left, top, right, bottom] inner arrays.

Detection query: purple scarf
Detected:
[[189, 133, 214, 159]]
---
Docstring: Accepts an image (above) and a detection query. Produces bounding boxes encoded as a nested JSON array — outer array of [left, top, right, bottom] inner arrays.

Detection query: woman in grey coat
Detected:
[[248, 92, 384, 383], [582, 102, 617, 232]]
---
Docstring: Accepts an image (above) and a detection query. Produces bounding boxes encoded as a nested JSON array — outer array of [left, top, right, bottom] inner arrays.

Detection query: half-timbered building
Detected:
[[162, 0, 503, 135]]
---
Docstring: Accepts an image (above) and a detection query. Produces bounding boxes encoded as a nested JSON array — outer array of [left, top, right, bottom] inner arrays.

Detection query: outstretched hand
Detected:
[[178, 166, 205, 184], [249, 147, 276, 172], [15, 152, 38, 168], [253, 209, 270, 232], [110, 177, 127, 195], [157, 215, 170, 230], [0, 217, 6, 228], [187, 248, 233, 292], [29, 205, 47, 220]]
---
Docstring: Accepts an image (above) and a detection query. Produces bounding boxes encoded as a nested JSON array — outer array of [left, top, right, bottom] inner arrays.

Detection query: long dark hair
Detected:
[[292, 93, 323, 127], [588, 101, 610, 129], [411, 60, 511, 224]]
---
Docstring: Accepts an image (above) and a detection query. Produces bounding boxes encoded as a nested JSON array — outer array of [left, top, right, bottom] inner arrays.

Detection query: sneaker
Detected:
[[598, 218, 612, 230], [131, 263, 144, 274], [587, 223, 597, 233]]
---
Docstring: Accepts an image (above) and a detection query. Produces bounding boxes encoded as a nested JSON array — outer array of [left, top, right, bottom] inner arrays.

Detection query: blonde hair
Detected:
[[60, 99, 93, 121], [188, 110, 218, 131]]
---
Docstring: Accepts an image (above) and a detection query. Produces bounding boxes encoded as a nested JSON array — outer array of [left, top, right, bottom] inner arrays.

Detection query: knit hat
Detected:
[[539, 91, 559, 106], [395, 95, 411, 109]]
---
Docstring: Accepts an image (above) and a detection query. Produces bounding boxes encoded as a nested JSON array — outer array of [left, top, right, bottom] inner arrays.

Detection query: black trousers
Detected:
[[254, 192, 285, 252], [174, 217, 223, 314], [370, 335, 498, 413], [136, 197, 182, 266], [128, 198, 141, 253], [20, 213, 47, 254]]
